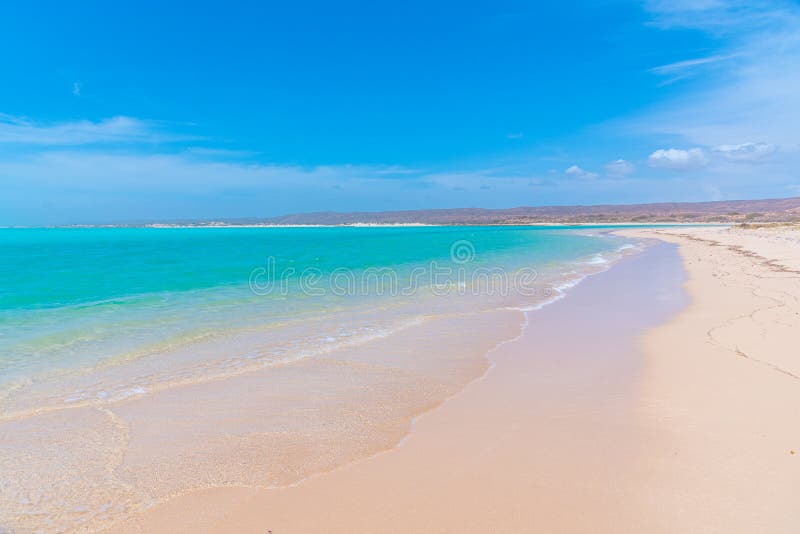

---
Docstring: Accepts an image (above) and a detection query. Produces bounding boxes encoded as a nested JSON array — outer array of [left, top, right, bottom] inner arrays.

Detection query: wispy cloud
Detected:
[[72, 82, 81, 97], [183, 147, 262, 159], [0, 151, 380, 191], [644, 0, 794, 34], [0, 114, 190, 145], [649, 53, 737, 82], [712, 142, 776, 161], [650, 54, 737, 75], [0, 151, 540, 224], [633, 0, 800, 149]]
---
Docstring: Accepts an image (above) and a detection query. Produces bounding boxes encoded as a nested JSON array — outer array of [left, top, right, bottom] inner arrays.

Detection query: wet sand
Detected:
[[0, 308, 524, 532], [112, 241, 689, 533]]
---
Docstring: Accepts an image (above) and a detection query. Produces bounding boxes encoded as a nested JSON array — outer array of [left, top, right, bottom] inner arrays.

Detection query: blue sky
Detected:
[[1, 0, 799, 225]]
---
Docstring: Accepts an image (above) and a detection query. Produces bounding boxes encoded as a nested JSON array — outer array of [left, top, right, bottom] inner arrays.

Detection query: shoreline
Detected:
[[45, 222, 727, 229], [3, 229, 637, 532], [109, 240, 689, 532]]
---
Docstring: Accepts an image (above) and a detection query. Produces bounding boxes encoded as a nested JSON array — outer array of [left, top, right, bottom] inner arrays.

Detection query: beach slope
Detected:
[[112, 225, 800, 533]]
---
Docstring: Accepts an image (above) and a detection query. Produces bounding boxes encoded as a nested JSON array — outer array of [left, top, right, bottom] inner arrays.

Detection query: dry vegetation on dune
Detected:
[[110, 196, 800, 227], [736, 221, 800, 230]]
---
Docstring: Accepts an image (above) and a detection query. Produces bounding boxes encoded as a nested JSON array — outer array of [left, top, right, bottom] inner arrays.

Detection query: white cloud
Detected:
[[605, 159, 635, 176], [505, 132, 524, 139], [712, 142, 776, 161], [648, 148, 708, 169], [0, 115, 185, 145], [647, 143, 776, 168], [72, 82, 81, 97], [564, 165, 598, 180]]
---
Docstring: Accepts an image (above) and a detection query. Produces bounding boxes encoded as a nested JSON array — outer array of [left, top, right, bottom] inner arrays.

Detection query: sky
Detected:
[[1, 0, 799, 225]]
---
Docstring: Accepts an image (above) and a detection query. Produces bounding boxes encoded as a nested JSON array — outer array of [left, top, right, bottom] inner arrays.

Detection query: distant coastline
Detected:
[[51, 195, 800, 228]]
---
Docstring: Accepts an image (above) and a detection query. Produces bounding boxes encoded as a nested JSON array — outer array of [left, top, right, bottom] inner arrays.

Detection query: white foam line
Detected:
[[104, 241, 653, 528]]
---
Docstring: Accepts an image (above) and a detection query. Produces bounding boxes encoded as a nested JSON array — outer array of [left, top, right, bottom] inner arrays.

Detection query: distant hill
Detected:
[[93, 196, 800, 227]]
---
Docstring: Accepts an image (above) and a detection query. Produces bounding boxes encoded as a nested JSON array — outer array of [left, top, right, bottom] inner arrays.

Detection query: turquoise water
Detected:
[[0, 226, 630, 395]]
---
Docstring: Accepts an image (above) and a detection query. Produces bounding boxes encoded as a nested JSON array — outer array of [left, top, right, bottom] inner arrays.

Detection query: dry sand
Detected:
[[111, 226, 800, 533], [618, 225, 800, 532]]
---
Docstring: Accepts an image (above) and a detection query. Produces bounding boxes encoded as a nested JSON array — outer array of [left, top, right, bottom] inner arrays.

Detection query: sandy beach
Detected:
[[8, 0, 800, 531], [618, 225, 800, 532], [107, 225, 800, 533]]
